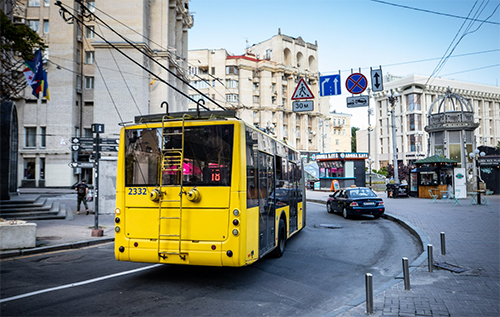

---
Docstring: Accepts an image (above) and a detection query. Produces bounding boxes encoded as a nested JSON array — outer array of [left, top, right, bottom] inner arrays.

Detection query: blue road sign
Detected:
[[320, 75, 341, 96]]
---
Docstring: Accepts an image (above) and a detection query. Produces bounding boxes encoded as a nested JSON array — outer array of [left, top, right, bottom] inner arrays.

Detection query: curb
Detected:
[[306, 200, 430, 317], [0, 238, 114, 259]]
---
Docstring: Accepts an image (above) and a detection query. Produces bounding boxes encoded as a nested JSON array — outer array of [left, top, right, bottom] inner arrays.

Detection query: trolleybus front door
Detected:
[[258, 152, 275, 256]]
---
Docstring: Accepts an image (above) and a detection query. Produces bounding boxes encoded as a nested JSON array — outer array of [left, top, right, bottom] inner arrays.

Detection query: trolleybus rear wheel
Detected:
[[273, 218, 286, 257]]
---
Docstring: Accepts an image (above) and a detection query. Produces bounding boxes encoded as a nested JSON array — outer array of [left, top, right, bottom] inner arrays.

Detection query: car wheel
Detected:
[[272, 218, 286, 257], [327, 202, 333, 213], [342, 207, 349, 219]]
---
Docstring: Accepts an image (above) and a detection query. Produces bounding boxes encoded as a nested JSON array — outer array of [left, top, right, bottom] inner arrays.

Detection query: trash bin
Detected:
[[386, 183, 395, 198], [397, 184, 409, 197]]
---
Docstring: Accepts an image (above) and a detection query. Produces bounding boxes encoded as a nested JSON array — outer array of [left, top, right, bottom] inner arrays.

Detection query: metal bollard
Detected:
[[427, 244, 434, 272], [440, 232, 446, 255], [402, 257, 410, 290], [366, 273, 373, 314]]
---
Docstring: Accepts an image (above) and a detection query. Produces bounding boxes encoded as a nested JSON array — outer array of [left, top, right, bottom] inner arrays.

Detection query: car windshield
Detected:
[[348, 188, 377, 198]]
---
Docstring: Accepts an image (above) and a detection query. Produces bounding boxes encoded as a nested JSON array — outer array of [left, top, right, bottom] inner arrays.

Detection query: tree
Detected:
[[351, 127, 360, 152], [386, 163, 411, 183], [0, 6, 46, 100]]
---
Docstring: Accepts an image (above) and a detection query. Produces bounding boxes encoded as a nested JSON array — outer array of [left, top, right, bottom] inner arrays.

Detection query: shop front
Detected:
[[412, 155, 458, 199], [315, 152, 367, 190]]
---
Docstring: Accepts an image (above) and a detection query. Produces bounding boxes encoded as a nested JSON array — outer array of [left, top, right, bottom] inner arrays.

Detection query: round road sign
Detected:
[[346, 73, 368, 94]]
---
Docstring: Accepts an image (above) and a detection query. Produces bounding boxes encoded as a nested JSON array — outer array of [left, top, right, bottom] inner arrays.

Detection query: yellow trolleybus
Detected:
[[114, 111, 306, 267]]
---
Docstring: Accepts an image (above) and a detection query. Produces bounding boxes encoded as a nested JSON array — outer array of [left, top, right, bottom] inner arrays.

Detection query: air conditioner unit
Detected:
[[77, 35, 82, 42], [76, 88, 82, 93]]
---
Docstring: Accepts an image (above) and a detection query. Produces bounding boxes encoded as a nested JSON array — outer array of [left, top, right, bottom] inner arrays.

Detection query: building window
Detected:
[[85, 76, 94, 89], [28, 0, 40, 6], [211, 67, 215, 75], [40, 127, 46, 148], [226, 94, 239, 103], [44, 0, 49, 6], [25, 127, 36, 148], [253, 95, 259, 104], [40, 158, 45, 179], [76, 75, 82, 91], [253, 83, 259, 91], [265, 49, 272, 60], [407, 114, 422, 131], [24, 158, 36, 180], [76, 49, 81, 64], [43, 20, 49, 33], [28, 20, 39, 33], [226, 79, 238, 89], [336, 139, 339, 145], [406, 93, 421, 111], [86, 26, 94, 38], [226, 66, 238, 75], [85, 51, 94, 64], [272, 96, 277, 104], [84, 101, 94, 107], [189, 66, 199, 76]]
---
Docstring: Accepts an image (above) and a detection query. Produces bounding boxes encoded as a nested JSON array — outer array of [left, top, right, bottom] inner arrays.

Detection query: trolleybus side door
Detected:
[[258, 152, 275, 256]]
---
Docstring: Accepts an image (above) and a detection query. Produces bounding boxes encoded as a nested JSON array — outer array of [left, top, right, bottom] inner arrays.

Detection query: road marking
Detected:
[[0, 264, 162, 303]]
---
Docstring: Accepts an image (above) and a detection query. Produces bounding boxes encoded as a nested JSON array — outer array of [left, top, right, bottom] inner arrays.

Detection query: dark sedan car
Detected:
[[326, 187, 385, 219]]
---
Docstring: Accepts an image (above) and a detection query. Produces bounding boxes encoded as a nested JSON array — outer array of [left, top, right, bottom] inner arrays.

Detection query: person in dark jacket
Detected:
[[75, 180, 89, 215]]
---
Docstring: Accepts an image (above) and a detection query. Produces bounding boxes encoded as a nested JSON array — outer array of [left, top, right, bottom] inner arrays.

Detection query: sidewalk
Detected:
[[307, 190, 500, 317], [1, 190, 499, 316]]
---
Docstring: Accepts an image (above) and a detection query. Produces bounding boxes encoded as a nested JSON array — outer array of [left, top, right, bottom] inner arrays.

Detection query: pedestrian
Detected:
[[75, 180, 90, 215]]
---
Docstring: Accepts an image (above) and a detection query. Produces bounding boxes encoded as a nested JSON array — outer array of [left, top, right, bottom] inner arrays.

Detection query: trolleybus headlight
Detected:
[[211, 245, 216, 250], [115, 226, 121, 233], [119, 246, 125, 252], [226, 250, 233, 257], [115, 217, 120, 224], [134, 242, 138, 247], [115, 207, 121, 215], [232, 219, 240, 226], [233, 209, 240, 216], [232, 229, 239, 236]]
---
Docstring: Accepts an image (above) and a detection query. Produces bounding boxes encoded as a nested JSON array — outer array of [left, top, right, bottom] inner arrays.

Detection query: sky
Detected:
[[187, 0, 500, 129]]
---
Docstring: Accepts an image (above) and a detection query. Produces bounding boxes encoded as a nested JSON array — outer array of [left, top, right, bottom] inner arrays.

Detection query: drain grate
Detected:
[[434, 262, 468, 273], [315, 224, 343, 229]]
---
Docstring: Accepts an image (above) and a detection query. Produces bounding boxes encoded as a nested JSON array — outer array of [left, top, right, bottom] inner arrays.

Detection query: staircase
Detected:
[[0, 196, 68, 220]]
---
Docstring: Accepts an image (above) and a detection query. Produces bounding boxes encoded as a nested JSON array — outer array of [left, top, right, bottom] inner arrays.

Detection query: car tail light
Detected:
[[378, 201, 384, 205], [350, 202, 358, 207]]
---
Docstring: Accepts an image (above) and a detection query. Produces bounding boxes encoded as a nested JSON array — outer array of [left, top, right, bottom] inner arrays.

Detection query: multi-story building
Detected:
[[187, 30, 351, 157], [362, 74, 500, 170], [11, 0, 192, 189]]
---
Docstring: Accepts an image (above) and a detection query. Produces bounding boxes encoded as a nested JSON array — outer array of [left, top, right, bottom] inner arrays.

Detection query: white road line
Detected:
[[0, 264, 162, 303]]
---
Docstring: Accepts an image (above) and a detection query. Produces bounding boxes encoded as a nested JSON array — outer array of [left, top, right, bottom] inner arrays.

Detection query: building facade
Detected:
[[187, 31, 351, 156], [367, 74, 500, 170], [11, 0, 192, 188]]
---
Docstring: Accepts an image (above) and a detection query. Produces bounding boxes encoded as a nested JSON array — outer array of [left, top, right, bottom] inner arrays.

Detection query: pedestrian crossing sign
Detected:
[[291, 78, 315, 100]]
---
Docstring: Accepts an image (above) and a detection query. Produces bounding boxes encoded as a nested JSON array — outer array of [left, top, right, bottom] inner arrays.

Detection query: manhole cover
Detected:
[[44, 254, 84, 263], [434, 262, 468, 273], [37, 236, 62, 241], [315, 224, 343, 229]]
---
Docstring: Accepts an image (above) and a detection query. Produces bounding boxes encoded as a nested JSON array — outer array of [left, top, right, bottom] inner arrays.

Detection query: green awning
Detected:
[[415, 155, 458, 164]]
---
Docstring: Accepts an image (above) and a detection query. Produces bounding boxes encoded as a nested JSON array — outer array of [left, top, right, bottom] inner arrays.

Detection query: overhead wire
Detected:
[[370, 0, 500, 25], [90, 4, 252, 112]]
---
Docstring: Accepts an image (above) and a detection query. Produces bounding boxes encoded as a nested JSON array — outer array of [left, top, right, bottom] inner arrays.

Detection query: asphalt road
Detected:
[[0, 202, 420, 316]]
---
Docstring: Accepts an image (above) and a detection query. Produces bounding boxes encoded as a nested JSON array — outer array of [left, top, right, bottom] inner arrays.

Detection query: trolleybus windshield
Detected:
[[125, 125, 234, 186]]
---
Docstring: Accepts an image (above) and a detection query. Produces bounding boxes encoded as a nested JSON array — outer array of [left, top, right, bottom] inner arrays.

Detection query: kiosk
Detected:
[[413, 155, 458, 199]]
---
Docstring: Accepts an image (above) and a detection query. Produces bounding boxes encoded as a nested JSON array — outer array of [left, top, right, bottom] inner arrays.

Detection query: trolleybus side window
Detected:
[[246, 127, 259, 208], [125, 125, 233, 186]]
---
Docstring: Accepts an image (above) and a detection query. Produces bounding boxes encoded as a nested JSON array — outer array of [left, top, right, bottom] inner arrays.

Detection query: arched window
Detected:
[[283, 48, 292, 66], [308, 55, 317, 70], [296, 52, 304, 69]]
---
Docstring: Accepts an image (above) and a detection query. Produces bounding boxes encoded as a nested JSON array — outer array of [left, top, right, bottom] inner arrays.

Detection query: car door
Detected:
[[334, 190, 345, 211]]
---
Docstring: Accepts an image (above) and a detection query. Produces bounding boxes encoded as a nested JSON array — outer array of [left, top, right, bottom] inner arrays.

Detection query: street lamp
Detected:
[[368, 156, 374, 189], [469, 149, 486, 205], [387, 89, 400, 184]]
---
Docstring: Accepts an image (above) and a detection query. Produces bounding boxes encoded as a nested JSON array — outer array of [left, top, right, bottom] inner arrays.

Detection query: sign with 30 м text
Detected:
[[292, 100, 314, 112]]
